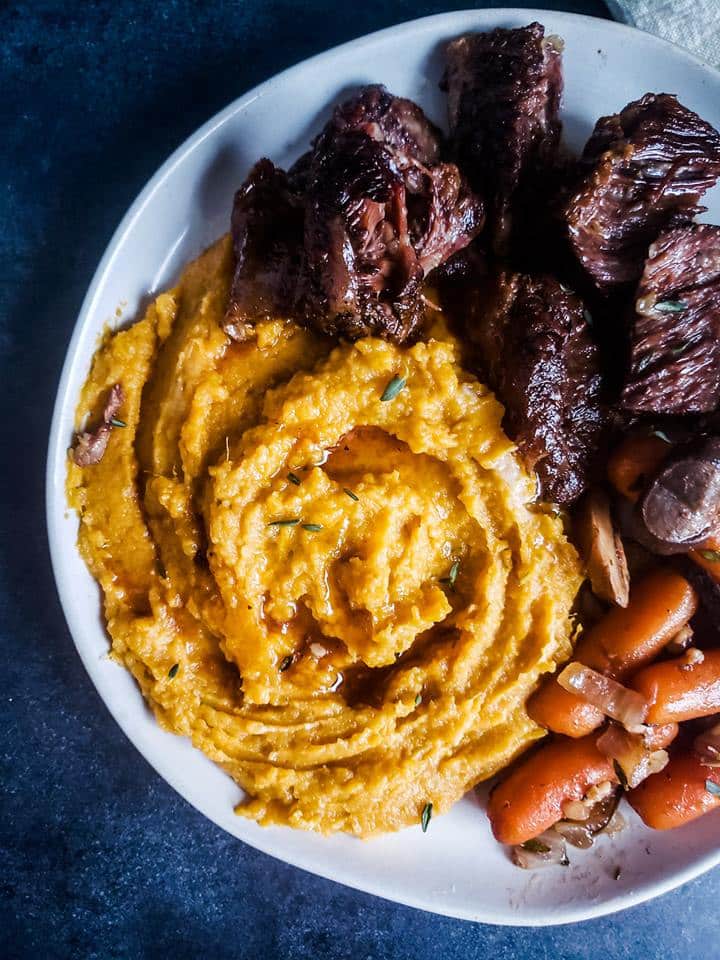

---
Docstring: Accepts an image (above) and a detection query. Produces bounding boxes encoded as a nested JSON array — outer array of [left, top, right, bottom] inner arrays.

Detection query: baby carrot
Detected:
[[487, 735, 618, 845], [631, 649, 720, 724], [628, 751, 720, 830], [575, 569, 698, 677], [607, 435, 670, 503], [528, 569, 697, 737], [527, 682, 604, 738]]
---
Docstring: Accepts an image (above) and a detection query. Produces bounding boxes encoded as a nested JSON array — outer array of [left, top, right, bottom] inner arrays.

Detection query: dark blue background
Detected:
[[3, 1, 718, 957]]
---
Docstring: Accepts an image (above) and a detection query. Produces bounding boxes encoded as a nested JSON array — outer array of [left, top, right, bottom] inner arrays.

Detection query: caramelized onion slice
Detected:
[[511, 831, 569, 869], [558, 662, 649, 732], [694, 719, 720, 767], [561, 780, 615, 822], [553, 820, 594, 849], [596, 722, 669, 788], [555, 790, 620, 849], [604, 808, 627, 837], [583, 789, 621, 834]]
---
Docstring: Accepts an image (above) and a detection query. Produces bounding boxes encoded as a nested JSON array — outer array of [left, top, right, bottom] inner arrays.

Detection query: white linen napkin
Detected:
[[606, 0, 720, 67]]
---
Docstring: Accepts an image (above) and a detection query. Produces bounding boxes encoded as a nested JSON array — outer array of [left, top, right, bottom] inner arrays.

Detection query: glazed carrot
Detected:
[[627, 752, 720, 830], [575, 569, 698, 676], [528, 570, 697, 737], [487, 736, 618, 845], [643, 722, 679, 750], [527, 681, 604, 738], [690, 533, 720, 585], [632, 649, 720, 724], [607, 435, 670, 503]]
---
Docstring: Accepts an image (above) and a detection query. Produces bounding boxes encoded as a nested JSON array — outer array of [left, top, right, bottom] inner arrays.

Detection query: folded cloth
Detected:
[[607, 0, 720, 67]]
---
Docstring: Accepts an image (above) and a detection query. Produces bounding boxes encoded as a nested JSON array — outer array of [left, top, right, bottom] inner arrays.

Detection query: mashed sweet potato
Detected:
[[67, 234, 582, 836]]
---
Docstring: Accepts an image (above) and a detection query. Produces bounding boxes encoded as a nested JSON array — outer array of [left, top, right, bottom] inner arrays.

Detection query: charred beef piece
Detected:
[[564, 94, 720, 294], [434, 243, 490, 333], [329, 84, 442, 170], [287, 150, 313, 193], [640, 436, 720, 547], [299, 87, 484, 342], [223, 159, 304, 341], [443, 23, 563, 254], [623, 225, 720, 414], [467, 273, 605, 503], [413, 164, 486, 275], [299, 127, 424, 341], [225, 87, 482, 344]]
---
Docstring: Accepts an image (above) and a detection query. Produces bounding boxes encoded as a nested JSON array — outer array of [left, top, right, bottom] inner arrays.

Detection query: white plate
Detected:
[[47, 8, 720, 925]]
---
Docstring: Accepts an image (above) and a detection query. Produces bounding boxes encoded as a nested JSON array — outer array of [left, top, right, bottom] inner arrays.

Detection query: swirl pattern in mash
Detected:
[[67, 235, 582, 836]]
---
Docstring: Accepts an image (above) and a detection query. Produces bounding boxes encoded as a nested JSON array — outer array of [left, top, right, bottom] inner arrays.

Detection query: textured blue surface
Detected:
[[2, 1, 719, 957]]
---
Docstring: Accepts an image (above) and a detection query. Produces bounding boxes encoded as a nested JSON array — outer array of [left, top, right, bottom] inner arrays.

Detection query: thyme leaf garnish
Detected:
[[654, 300, 687, 313], [380, 375, 407, 402], [521, 838, 550, 854], [440, 560, 460, 588], [698, 550, 720, 563], [705, 779, 720, 798], [614, 759, 629, 791]]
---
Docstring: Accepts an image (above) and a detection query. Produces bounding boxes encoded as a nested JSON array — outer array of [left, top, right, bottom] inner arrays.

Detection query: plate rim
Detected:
[[46, 7, 720, 926]]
